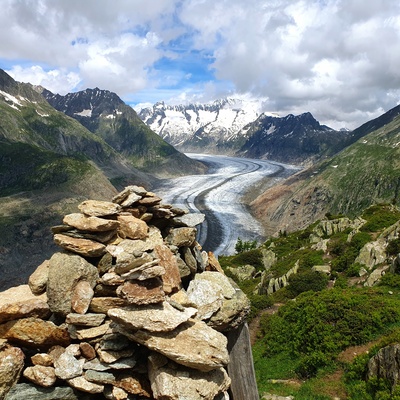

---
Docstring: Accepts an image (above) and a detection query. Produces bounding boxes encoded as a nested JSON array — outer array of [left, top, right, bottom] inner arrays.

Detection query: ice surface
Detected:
[[154, 154, 297, 256]]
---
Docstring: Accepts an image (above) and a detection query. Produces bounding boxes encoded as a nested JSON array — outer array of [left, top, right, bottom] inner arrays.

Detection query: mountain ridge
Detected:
[[138, 99, 350, 164]]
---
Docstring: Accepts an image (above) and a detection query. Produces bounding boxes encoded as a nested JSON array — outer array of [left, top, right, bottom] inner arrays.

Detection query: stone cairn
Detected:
[[0, 185, 257, 400]]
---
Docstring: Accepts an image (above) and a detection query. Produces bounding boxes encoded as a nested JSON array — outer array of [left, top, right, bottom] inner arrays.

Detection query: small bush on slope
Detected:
[[258, 288, 400, 379]]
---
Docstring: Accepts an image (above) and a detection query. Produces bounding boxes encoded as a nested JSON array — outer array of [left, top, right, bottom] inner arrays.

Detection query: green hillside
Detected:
[[251, 105, 400, 236], [221, 204, 400, 399]]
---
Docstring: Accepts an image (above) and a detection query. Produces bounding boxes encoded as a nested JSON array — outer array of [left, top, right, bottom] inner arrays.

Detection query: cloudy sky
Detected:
[[1, 0, 400, 129]]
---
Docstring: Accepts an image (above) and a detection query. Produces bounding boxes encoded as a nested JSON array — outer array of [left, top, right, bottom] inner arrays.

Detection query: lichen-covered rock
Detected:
[[108, 301, 197, 333], [148, 353, 231, 400], [115, 320, 229, 372], [47, 252, 99, 316], [0, 317, 70, 349], [0, 344, 25, 399]]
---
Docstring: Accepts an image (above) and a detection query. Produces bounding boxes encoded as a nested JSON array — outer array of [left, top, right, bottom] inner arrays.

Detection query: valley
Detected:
[[153, 153, 298, 255]]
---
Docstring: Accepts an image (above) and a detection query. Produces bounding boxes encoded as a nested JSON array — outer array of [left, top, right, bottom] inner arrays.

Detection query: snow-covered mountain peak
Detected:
[[137, 97, 266, 148]]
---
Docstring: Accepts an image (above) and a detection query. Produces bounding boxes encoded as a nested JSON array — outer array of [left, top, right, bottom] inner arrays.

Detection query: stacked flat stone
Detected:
[[0, 185, 251, 400]]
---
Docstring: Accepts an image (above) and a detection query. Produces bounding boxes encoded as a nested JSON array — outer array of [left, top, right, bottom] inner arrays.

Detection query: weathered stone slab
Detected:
[[206, 252, 225, 274], [209, 285, 251, 332], [154, 244, 182, 294], [23, 365, 56, 387], [121, 260, 165, 281], [4, 383, 79, 400], [149, 353, 231, 400], [172, 213, 205, 227], [116, 278, 165, 305], [138, 195, 162, 206], [89, 297, 129, 314], [0, 317, 70, 349], [67, 375, 104, 393], [78, 200, 121, 217], [108, 301, 197, 333], [112, 185, 147, 206], [31, 353, 53, 366], [114, 252, 153, 275], [0, 285, 50, 324], [117, 214, 148, 240], [96, 347, 135, 364], [195, 272, 236, 299], [166, 227, 197, 247], [63, 213, 119, 232], [66, 313, 106, 327], [47, 252, 99, 316], [28, 260, 49, 295], [115, 320, 229, 372], [107, 227, 163, 260], [54, 351, 84, 380], [71, 280, 94, 314], [187, 279, 224, 320], [74, 321, 111, 340], [0, 345, 25, 399], [54, 234, 106, 257], [80, 342, 96, 360]]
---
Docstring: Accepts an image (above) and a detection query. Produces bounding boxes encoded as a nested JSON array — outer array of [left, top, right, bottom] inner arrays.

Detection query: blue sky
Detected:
[[1, 0, 400, 129]]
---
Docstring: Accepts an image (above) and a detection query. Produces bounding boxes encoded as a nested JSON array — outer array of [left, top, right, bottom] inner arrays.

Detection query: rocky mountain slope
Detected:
[[138, 99, 350, 164], [0, 69, 204, 288], [237, 112, 349, 164], [42, 88, 205, 178], [251, 103, 400, 236]]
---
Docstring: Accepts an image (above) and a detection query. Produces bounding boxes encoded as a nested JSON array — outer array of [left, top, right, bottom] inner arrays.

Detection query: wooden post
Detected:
[[227, 322, 259, 400]]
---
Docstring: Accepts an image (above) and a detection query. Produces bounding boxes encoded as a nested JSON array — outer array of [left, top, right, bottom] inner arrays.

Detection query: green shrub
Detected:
[[258, 288, 400, 378], [386, 237, 400, 257], [361, 204, 400, 232], [287, 271, 329, 297], [379, 273, 400, 288], [235, 237, 258, 253]]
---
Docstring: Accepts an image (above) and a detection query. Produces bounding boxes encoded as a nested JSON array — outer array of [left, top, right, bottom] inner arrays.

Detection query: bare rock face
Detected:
[[0, 185, 257, 399], [47, 252, 99, 316], [367, 344, 400, 389], [0, 344, 25, 399]]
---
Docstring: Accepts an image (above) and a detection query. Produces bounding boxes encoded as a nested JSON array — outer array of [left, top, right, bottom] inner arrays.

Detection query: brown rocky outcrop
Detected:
[[0, 185, 258, 400]]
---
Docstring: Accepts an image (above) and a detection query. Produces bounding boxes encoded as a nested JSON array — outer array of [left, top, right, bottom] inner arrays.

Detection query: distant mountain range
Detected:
[[138, 99, 351, 164], [250, 103, 400, 236], [2, 66, 400, 290]]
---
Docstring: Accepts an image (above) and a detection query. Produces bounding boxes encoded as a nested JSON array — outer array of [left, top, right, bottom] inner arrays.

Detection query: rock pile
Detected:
[[0, 185, 256, 400]]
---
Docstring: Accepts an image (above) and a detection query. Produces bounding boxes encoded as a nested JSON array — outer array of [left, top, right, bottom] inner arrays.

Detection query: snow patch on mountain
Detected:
[[137, 97, 276, 149]]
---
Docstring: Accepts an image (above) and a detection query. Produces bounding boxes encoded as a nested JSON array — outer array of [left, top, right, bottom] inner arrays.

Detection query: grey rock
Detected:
[[66, 313, 106, 327], [108, 301, 197, 332], [166, 227, 197, 247], [23, 365, 56, 387], [0, 345, 25, 399], [54, 351, 84, 380], [47, 252, 99, 316], [115, 320, 229, 372], [172, 213, 205, 227], [148, 353, 231, 400], [368, 344, 400, 389], [78, 200, 121, 217], [4, 383, 80, 400]]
